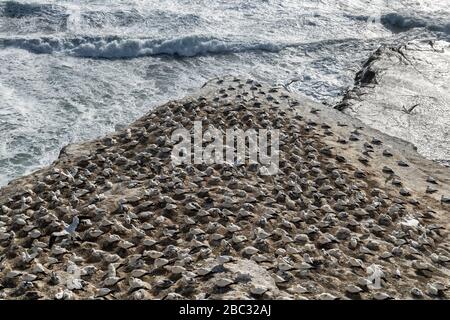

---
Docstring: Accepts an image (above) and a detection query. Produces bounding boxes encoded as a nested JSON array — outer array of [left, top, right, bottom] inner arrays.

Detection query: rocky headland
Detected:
[[0, 76, 449, 300]]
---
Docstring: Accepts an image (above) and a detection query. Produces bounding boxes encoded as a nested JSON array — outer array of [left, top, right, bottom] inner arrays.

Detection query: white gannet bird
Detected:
[[20, 249, 39, 264], [49, 216, 80, 248]]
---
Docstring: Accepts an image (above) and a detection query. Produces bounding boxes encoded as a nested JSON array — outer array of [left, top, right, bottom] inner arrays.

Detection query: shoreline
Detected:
[[335, 39, 450, 165]]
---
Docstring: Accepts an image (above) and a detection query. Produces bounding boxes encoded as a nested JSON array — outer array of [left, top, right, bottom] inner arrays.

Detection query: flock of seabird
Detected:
[[0, 76, 449, 300]]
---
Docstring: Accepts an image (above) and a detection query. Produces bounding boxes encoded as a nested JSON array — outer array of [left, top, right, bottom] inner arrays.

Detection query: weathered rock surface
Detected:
[[335, 39, 450, 165]]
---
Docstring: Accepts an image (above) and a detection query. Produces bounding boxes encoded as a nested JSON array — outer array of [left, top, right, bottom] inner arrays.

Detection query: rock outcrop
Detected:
[[0, 76, 449, 300], [335, 39, 450, 165]]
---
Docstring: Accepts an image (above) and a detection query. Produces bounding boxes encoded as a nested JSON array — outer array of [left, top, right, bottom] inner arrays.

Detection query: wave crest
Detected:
[[0, 35, 284, 59], [380, 12, 450, 34]]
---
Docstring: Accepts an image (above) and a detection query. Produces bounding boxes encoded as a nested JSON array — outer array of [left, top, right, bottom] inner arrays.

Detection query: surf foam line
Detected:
[[0, 34, 371, 59], [0, 35, 284, 58]]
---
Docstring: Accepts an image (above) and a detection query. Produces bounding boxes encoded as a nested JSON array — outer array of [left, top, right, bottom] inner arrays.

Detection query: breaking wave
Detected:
[[380, 12, 450, 34], [0, 34, 285, 58]]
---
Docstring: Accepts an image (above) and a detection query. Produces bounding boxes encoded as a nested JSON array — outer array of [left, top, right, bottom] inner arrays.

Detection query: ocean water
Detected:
[[0, 0, 449, 187]]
